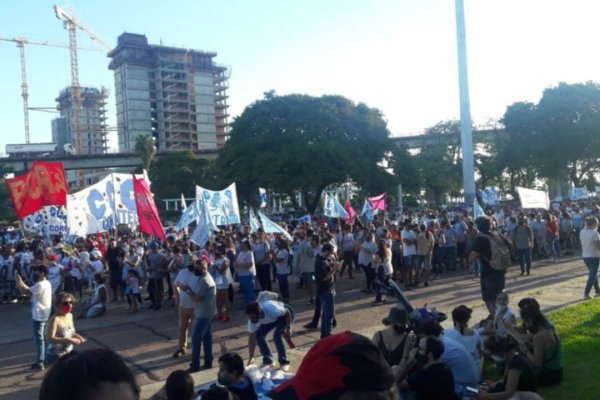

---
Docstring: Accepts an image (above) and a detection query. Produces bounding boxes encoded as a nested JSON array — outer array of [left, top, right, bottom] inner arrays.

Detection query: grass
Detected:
[[482, 298, 600, 399]]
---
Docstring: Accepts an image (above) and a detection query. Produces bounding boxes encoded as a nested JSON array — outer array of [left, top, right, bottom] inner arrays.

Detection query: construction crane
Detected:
[[0, 36, 101, 144], [53, 4, 111, 155]]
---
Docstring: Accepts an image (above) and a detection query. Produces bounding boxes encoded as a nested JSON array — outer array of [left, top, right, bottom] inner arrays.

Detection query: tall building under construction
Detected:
[[52, 86, 109, 155], [108, 33, 230, 152]]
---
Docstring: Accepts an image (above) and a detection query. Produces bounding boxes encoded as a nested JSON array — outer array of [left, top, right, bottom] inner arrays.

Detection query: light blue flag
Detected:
[[333, 196, 350, 219], [258, 211, 293, 241], [298, 214, 312, 224], [249, 209, 262, 233], [190, 202, 210, 247], [474, 200, 485, 219], [361, 199, 374, 222], [175, 203, 198, 232], [259, 188, 268, 208], [324, 192, 349, 218]]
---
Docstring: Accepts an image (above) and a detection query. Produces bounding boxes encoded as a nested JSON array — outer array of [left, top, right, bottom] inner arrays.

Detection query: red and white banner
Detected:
[[5, 161, 68, 219], [133, 175, 166, 240], [368, 192, 387, 211]]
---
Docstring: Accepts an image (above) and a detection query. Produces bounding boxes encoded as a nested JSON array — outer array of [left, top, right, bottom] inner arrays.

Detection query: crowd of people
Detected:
[[0, 200, 593, 398]]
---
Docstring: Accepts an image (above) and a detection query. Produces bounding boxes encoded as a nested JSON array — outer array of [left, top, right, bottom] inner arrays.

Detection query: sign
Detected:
[[195, 183, 241, 226], [516, 187, 549, 209], [480, 187, 499, 205], [571, 187, 589, 201], [22, 205, 68, 235]]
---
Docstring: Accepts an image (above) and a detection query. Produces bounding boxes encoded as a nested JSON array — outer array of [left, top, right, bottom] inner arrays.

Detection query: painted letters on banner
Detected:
[[66, 173, 144, 237], [516, 187, 549, 209], [195, 183, 241, 226], [22, 206, 68, 235]]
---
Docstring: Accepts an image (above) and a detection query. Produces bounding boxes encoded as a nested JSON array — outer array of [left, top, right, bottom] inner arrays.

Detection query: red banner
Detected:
[[344, 199, 356, 224], [5, 161, 68, 219], [133, 175, 166, 241]]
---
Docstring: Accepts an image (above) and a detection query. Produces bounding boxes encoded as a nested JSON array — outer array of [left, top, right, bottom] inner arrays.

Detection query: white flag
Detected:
[[249, 209, 262, 233], [258, 211, 293, 241], [259, 188, 268, 208]]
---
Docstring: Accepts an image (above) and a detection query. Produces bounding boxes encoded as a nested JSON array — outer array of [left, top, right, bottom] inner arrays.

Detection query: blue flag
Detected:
[[249, 209, 262, 233], [474, 200, 485, 219], [175, 203, 198, 232], [324, 192, 350, 219], [190, 201, 210, 247], [360, 199, 374, 222], [258, 211, 293, 241]]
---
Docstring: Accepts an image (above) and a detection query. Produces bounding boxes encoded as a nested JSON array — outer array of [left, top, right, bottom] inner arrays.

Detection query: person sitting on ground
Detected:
[[78, 273, 108, 319], [491, 291, 517, 335], [150, 369, 196, 400], [445, 305, 482, 377], [45, 292, 86, 364], [371, 305, 415, 368], [39, 348, 140, 400], [218, 352, 258, 400], [397, 335, 459, 400], [516, 304, 563, 387], [476, 335, 537, 400], [416, 319, 479, 398], [268, 331, 397, 400]]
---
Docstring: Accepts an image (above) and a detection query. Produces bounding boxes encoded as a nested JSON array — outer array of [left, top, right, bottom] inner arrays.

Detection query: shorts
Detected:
[[481, 273, 506, 302]]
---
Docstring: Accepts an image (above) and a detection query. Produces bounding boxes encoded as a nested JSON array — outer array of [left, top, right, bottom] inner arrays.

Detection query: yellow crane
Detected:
[[0, 36, 101, 144], [53, 4, 111, 155]]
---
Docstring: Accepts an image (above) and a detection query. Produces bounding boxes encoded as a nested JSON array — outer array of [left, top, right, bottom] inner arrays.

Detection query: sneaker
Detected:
[[30, 363, 45, 371], [280, 363, 291, 372], [172, 348, 186, 358], [372, 300, 385, 306], [303, 322, 318, 330], [332, 319, 338, 328], [584, 295, 592, 300]]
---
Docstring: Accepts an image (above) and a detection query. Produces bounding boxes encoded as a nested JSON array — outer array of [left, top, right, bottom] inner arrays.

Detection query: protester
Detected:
[[254, 232, 272, 291], [172, 256, 199, 358], [371, 305, 414, 367], [401, 221, 417, 287], [218, 352, 258, 400], [106, 238, 126, 302], [146, 242, 169, 310], [39, 348, 140, 400], [373, 239, 393, 305], [274, 239, 291, 302], [338, 225, 356, 279], [46, 292, 86, 364], [314, 243, 339, 338], [15, 264, 52, 370], [149, 369, 196, 400], [212, 245, 233, 322], [445, 305, 482, 376], [579, 216, 600, 299], [78, 273, 108, 319], [415, 223, 434, 287], [511, 216, 534, 276], [235, 240, 256, 303], [358, 232, 377, 293], [297, 232, 317, 304]]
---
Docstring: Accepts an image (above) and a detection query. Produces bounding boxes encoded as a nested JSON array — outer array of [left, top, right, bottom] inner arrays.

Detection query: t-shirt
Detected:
[[443, 228, 457, 247], [314, 254, 336, 295], [440, 335, 479, 395], [236, 251, 256, 277], [471, 234, 503, 279], [340, 233, 355, 252], [358, 241, 378, 265], [253, 242, 270, 265], [174, 269, 198, 309], [247, 300, 287, 333], [47, 263, 63, 293], [406, 362, 459, 400], [580, 228, 600, 258], [298, 241, 316, 274], [191, 273, 216, 319], [228, 376, 258, 400], [30, 279, 52, 322], [275, 249, 290, 275], [444, 328, 481, 375], [402, 230, 417, 256]]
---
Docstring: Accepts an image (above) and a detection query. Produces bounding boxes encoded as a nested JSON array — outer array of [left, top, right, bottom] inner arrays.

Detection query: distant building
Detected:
[[108, 33, 230, 153]]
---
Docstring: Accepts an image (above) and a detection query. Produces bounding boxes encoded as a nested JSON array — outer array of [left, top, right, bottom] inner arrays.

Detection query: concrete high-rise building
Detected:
[[108, 33, 230, 152], [51, 86, 109, 155]]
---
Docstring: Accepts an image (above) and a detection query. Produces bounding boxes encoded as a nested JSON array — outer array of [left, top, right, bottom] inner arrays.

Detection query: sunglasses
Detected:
[[62, 301, 74, 306]]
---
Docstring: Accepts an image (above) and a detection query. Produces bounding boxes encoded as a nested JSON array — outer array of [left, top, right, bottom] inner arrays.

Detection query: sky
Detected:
[[2, 0, 600, 154]]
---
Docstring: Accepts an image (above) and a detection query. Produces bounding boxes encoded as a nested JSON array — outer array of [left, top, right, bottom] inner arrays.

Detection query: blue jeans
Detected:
[[547, 236, 560, 259], [256, 316, 289, 365], [190, 317, 213, 370], [33, 320, 47, 364], [583, 258, 600, 297], [319, 291, 335, 339], [517, 248, 532, 274], [238, 275, 255, 303], [277, 273, 289, 301], [375, 266, 391, 302], [444, 246, 457, 270]]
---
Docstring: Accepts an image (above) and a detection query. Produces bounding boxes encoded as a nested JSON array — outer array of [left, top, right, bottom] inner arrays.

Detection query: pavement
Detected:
[[0, 253, 595, 400]]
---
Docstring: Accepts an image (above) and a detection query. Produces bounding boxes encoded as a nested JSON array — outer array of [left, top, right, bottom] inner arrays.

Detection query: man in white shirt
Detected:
[[358, 233, 378, 293], [401, 221, 418, 287], [15, 265, 52, 371], [579, 217, 600, 299], [172, 257, 199, 358]]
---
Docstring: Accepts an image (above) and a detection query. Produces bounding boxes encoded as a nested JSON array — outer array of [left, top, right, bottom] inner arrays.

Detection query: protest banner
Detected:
[[195, 183, 241, 226], [516, 186, 549, 209]]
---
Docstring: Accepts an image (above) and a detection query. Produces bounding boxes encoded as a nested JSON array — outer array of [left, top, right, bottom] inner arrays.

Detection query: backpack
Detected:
[[484, 232, 512, 271]]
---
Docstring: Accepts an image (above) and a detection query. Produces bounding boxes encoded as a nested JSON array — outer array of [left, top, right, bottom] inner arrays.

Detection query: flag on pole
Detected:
[[190, 201, 210, 247], [249, 209, 262, 232], [344, 199, 356, 224], [368, 193, 387, 211], [324, 192, 350, 219], [259, 188, 268, 208], [258, 211, 293, 241], [474, 200, 485, 219], [361, 199, 374, 222], [181, 193, 187, 210], [175, 203, 198, 232], [133, 175, 166, 241]]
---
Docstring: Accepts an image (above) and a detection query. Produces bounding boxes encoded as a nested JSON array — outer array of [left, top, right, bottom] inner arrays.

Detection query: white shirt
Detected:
[[580, 228, 600, 258], [247, 300, 286, 333], [90, 260, 104, 275], [358, 241, 377, 265], [275, 249, 290, 275], [174, 269, 199, 309], [30, 279, 52, 321], [401, 229, 417, 256]]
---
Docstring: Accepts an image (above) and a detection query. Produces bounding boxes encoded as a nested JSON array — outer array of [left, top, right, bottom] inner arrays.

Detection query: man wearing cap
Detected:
[[268, 331, 396, 399], [15, 265, 52, 371]]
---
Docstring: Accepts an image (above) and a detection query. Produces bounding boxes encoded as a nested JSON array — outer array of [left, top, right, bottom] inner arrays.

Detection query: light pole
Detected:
[[455, 0, 476, 205]]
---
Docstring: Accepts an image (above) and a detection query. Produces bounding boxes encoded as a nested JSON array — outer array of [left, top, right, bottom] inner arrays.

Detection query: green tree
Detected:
[[217, 93, 393, 212], [391, 145, 422, 195], [135, 134, 157, 171], [0, 165, 16, 222]]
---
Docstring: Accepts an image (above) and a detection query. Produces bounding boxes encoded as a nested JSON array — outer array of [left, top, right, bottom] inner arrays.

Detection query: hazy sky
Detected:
[[2, 0, 600, 154]]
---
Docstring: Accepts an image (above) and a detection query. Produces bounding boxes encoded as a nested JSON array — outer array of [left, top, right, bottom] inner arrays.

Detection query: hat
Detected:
[[269, 331, 394, 399], [382, 306, 408, 326]]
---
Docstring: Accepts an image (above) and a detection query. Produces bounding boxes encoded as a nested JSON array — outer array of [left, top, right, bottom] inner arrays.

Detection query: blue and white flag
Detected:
[[480, 188, 499, 206], [572, 187, 589, 201], [249, 209, 262, 233], [324, 192, 350, 219], [298, 214, 312, 224], [474, 200, 485, 219], [189, 201, 210, 247], [259, 188, 268, 208], [175, 203, 198, 232], [195, 183, 241, 226], [360, 199, 374, 222], [258, 211, 293, 241]]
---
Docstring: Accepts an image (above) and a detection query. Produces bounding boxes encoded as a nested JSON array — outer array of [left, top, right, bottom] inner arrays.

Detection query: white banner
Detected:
[[571, 187, 589, 201], [480, 187, 499, 205], [22, 206, 68, 236], [67, 173, 144, 237], [195, 183, 241, 226], [516, 186, 549, 209]]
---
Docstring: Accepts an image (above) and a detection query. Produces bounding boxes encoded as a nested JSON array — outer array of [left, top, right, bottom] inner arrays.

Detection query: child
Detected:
[[125, 269, 141, 314]]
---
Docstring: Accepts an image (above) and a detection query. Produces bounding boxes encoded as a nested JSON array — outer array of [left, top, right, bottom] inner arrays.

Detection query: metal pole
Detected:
[[17, 42, 31, 144], [455, 0, 476, 205]]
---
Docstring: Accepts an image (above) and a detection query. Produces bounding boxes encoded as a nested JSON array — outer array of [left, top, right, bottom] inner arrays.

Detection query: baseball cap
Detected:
[[268, 331, 394, 399]]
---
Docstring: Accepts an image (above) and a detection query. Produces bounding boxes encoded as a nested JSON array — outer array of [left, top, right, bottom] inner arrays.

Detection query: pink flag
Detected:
[[133, 175, 167, 241], [368, 193, 387, 211], [344, 199, 356, 224]]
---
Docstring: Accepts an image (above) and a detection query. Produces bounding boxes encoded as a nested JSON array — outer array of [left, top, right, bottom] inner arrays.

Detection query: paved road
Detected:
[[0, 255, 592, 400]]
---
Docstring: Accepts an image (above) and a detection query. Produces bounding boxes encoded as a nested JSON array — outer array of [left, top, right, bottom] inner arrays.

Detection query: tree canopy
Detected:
[[217, 93, 393, 212]]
